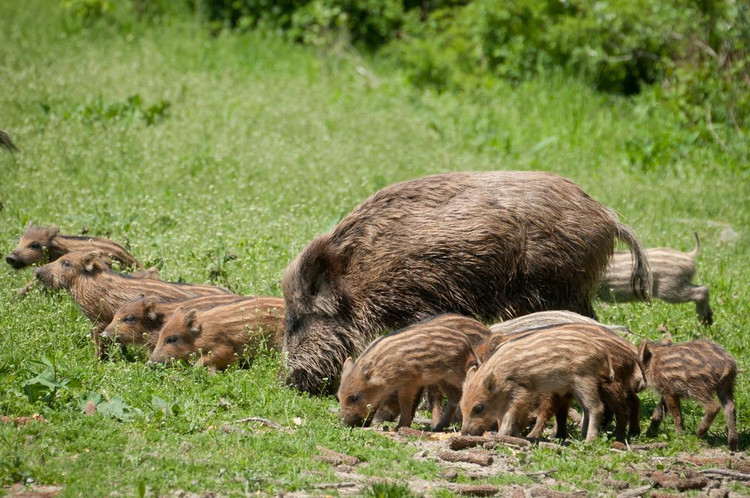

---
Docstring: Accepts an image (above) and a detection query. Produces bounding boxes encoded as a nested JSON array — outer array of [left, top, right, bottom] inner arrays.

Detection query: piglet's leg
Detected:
[[432, 384, 460, 432], [695, 394, 721, 439], [663, 394, 683, 433], [646, 396, 666, 436], [500, 390, 531, 437], [717, 385, 737, 451], [573, 378, 604, 443], [627, 391, 641, 437], [527, 394, 556, 439], [396, 384, 420, 429]]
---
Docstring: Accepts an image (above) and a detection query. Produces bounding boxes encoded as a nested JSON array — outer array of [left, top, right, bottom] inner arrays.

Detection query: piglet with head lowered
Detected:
[[338, 314, 490, 431], [149, 297, 285, 371], [460, 323, 643, 442], [282, 171, 651, 395]]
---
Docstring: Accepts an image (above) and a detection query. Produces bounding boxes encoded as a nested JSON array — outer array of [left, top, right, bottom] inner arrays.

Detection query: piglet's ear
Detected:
[[487, 333, 505, 357], [464, 365, 478, 384], [638, 341, 651, 365], [82, 251, 105, 273], [184, 309, 201, 336], [26, 220, 35, 229], [483, 372, 497, 393], [341, 357, 354, 380], [143, 296, 158, 321], [48, 225, 60, 237]]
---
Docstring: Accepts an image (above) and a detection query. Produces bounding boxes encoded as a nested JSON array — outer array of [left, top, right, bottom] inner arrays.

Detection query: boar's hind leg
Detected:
[[717, 384, 737, 451], [396, 385, 421, 429], [695, 393, 721, 439]]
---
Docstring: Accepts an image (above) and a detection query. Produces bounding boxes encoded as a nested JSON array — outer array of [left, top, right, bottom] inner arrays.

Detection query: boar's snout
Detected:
[[6, 253, 24, 269]]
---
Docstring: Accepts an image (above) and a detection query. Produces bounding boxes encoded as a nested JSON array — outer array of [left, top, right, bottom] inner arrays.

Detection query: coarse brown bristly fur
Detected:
[[338, 314, 491, 430], [150, 297, 285, 371], [34, 250, 233, 358], [6, 222, 142, 270], [640, 338, 737, 450], [599, 233, 712, 324], [282, 171, 652, 394], [103, 294, 249, 350]]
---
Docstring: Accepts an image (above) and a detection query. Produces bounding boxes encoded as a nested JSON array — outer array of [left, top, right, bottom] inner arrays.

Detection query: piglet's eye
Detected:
[[122, 316, 136, 323], [165, 336, 179, 345], [347, 394, 360, 404], [30, 242, 42, 250], [472, 404, 485, 415], [61, 260, 71, 268]]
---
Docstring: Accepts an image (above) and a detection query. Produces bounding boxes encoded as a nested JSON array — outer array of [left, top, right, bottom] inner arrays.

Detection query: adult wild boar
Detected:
[[282, 171, 651, 394]]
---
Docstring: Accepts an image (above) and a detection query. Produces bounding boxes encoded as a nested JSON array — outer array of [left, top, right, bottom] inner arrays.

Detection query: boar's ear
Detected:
[[341, 357, 354, 379], [82, 251, 106, 273], [297, 237, 349, 312], [184, 309, 201, 336], [47, 225, 60, 237], [638, 341, 652, 365], [483, 372, 498, 393]]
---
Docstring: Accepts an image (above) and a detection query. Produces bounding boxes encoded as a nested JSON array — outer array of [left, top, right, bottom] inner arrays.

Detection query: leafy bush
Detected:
[[391, 0, 748, 131]]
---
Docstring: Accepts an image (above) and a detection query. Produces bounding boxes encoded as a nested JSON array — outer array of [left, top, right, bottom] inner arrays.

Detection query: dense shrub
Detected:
[[62, 0, 748, 133]]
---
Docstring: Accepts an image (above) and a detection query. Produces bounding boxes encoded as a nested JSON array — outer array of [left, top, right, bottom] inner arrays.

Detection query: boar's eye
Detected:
[[29, 242, 42, 250], [347, 394, 360, 404], [165, 336, 179, 345], [61, 260, 72, 268], [472, 404, 485, 415], [122, 316, 136, 323]]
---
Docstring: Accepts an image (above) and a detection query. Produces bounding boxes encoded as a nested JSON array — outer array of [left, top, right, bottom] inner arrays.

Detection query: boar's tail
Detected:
[[688, 232, 701, 258], [615, 222, 652, 302], [0, 129, 18, 153]]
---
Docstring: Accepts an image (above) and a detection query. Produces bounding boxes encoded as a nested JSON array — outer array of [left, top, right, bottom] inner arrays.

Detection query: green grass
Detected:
[[0, 1, 747, 496]]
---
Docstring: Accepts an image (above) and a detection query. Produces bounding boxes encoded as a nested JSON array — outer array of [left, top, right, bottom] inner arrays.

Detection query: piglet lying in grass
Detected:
[[34, 250, 232, 358], [149, 297, 285, 371], [102, 293, 249, 351], [640, 337, 737, 450]]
